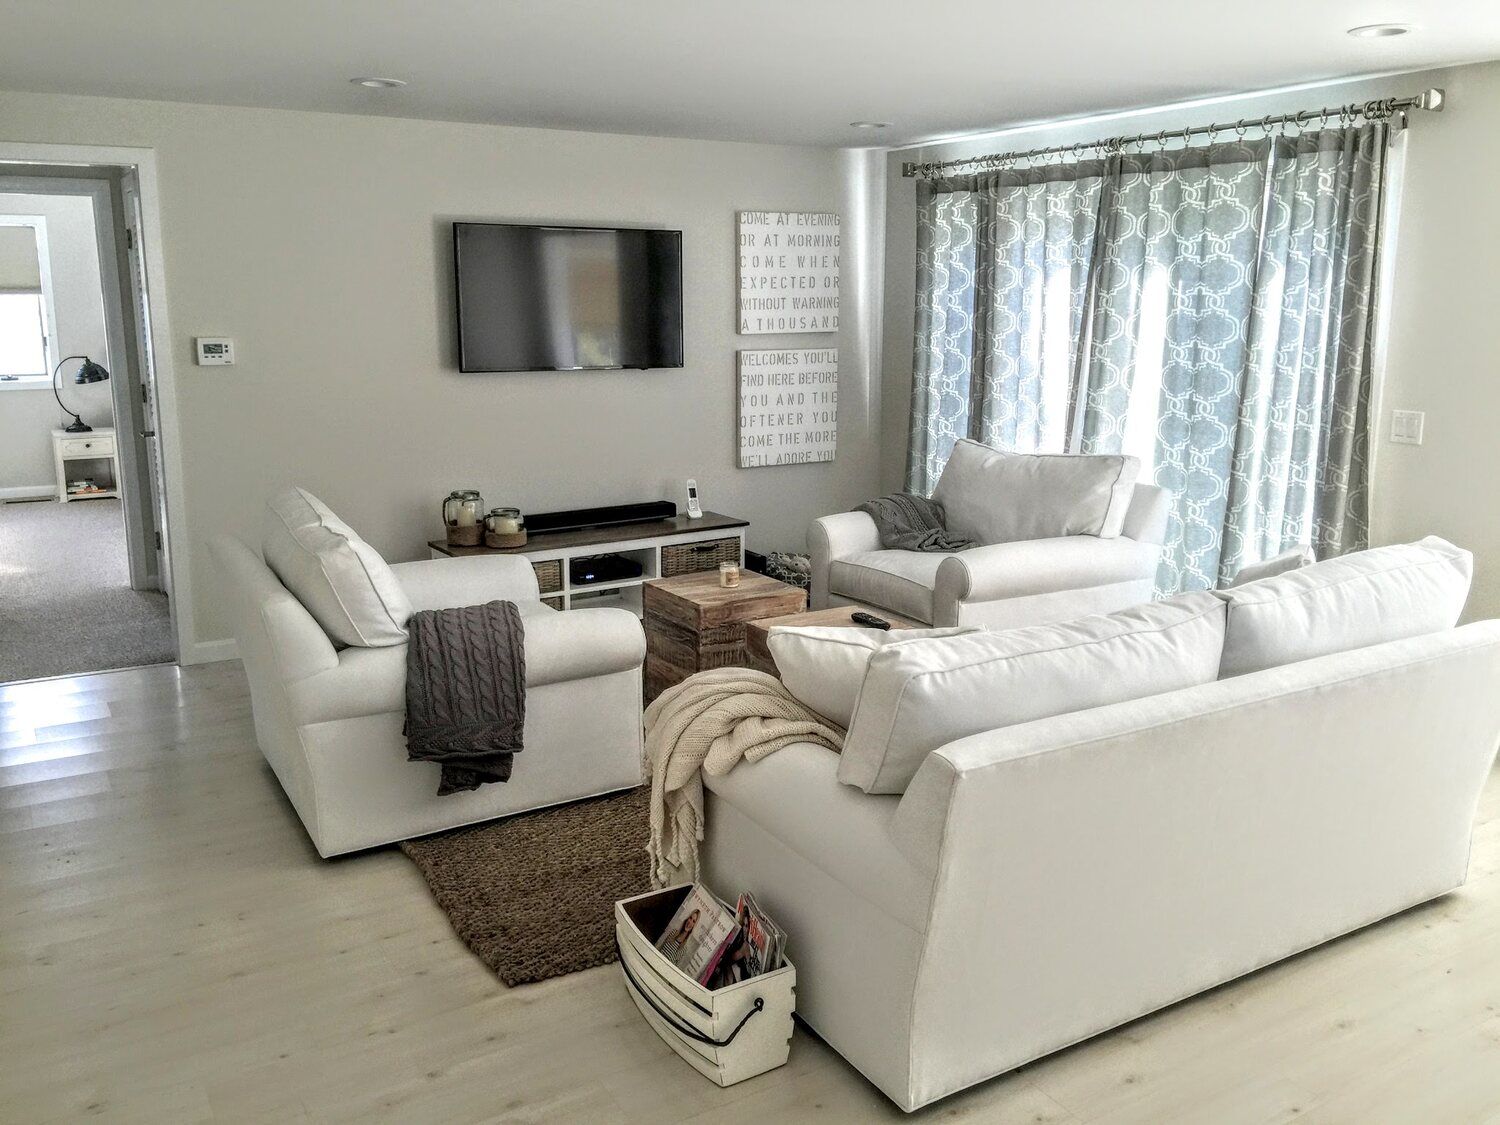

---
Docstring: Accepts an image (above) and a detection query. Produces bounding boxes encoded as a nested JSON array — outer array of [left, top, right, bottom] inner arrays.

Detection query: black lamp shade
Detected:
[[74, 359, 110, 384]]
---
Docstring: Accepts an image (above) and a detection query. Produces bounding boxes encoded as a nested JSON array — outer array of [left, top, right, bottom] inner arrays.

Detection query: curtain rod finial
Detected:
[[901, 161, 919, 178], [1418, 88, 1445, 112]]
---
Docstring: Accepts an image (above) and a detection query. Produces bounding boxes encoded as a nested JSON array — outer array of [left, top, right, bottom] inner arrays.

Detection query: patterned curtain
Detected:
[[907, 122, 1391, 594], [907, 166, 1104, 492]]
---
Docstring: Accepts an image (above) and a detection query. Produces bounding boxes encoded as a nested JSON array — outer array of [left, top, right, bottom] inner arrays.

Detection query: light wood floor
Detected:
[[2, 661, 1498, 1124]]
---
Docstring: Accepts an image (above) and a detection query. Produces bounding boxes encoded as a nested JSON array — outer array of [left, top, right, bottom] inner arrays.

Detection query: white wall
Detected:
[[0, 192, 112, 493], [879, 62, 1500, 620], [0, 91, 887, 650]]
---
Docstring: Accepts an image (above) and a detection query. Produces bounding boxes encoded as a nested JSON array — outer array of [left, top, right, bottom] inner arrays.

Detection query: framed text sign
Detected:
[[736, 211, 840, 334], [737, 348, 838, 467]]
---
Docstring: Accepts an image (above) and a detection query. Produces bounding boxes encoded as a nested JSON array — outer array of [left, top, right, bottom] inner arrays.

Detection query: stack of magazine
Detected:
[[653, 884, 788, 990]]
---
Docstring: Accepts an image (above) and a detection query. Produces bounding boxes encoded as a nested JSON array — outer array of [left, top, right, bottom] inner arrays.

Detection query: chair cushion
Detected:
[[1214, 536, 1472, 677], [767, 625, 982, 728], [932, 438, 1140, 545], [839, 592, 1226, 794], [828, 550, 955, 624], [262, 486, 412, 647], [1228, 546, 1314, 587]]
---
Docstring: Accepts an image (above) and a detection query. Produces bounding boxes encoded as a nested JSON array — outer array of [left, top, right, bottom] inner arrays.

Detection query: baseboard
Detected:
[[0, 484, 57, 502], [182, 637, 238, 666]]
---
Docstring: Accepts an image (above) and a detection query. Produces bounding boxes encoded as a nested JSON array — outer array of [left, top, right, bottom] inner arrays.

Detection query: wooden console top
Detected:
[[428, 510, 747, 557]]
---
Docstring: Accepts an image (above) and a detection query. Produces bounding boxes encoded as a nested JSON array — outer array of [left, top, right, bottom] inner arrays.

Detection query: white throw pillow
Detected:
[[838, 592, 1226, 794], [1228, 546, 1314, 587], [1214, 536, 1472, 678], [931, 438, 1140, 546], [262, 486, 412, 647], [767, 625, 982, 728]]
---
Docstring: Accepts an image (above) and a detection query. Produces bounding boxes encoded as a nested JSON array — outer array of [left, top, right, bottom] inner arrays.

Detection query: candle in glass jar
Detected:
[[719, 562, 741, 588], [493, 514, 519, 534], [455, 505, 477, 528]]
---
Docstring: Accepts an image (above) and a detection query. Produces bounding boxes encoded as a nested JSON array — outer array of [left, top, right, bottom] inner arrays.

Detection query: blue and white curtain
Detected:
[[908, 122, 1389, 594]]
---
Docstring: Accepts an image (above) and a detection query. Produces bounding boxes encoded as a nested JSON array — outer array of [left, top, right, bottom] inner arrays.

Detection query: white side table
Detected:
[[51, 427, 120, 502]]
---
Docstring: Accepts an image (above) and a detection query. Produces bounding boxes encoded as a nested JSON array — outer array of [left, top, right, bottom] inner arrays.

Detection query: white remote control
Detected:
[[685, 479, 703, 519]]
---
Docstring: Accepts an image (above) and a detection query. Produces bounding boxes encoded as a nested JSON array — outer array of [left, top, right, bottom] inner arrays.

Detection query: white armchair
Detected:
[[810, 484, 1170, 630], [213, 535, 645, 857]]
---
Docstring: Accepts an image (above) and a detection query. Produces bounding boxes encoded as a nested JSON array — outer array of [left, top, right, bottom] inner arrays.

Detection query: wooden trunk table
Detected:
[[744, 605, 923, 675], [643, 572, 806, 702]]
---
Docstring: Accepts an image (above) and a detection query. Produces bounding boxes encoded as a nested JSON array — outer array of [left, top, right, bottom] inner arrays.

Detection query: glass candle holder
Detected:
[[719, 561, 741, 588]]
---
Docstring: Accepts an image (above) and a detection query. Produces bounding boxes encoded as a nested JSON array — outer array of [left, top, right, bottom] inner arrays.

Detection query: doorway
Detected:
[[0, 164, 176, 682]]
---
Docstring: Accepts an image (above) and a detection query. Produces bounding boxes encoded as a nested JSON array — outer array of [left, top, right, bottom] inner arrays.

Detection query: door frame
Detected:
[[0, 141, 201, 664]]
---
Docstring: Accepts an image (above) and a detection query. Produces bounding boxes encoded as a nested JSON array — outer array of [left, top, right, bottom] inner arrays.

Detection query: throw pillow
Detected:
[[1228, 546, 1315, 587], [262, 486, 413, 647], [932, 438, 1140, 546], [767, 624, 982, 728], [1214, 536, 1472, 677], [839, 592, 1227, 794]]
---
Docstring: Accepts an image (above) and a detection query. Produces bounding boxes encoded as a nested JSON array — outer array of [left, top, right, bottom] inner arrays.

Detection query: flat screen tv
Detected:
[[454, 222, 684, 372]]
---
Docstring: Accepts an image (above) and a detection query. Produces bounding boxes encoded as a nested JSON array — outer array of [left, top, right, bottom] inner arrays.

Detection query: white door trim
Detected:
[[0, 141, 206, 664]]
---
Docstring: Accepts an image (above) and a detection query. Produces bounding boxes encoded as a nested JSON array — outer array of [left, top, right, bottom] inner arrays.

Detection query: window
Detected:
[[0, 292, 49, 383], [0, 218, 52, 387]]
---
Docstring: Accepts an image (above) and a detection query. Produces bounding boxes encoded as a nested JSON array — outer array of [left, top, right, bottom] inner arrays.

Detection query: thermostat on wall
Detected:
[[195, 337, 235, 366]]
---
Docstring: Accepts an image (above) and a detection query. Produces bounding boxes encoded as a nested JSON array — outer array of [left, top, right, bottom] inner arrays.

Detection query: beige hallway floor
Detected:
[[1, 660, 1498, 1123]]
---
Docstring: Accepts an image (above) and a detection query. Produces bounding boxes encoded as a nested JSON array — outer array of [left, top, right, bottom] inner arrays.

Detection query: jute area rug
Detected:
[[400, 786, 652, 986]]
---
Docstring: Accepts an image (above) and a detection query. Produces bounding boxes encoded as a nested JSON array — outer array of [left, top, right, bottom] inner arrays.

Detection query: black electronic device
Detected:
[[526, 500, 677, 536], [569, 554, 644, 587], [850, 611, 892, 631]]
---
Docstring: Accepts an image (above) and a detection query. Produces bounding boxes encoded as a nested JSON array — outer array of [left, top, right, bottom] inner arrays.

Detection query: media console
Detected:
[[428, 510, 747, 616]]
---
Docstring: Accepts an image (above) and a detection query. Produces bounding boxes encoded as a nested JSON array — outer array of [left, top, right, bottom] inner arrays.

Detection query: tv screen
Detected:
[[454, 222, 684, 372]]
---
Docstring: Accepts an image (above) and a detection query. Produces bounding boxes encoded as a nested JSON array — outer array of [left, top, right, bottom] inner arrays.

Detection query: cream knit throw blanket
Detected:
[[644, 667, 844, 886]]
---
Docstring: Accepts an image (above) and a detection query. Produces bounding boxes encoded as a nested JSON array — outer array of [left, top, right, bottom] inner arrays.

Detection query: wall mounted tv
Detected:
[[454, 222, 684, 372]]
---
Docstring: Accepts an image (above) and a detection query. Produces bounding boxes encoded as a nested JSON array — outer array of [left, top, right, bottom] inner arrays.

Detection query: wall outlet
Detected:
[[195, 337, 235, 366], [1390, 409, 1425, 445]]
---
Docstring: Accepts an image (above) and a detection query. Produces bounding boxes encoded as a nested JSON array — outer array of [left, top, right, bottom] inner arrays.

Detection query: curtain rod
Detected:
[[901, 88, 1445, 179]]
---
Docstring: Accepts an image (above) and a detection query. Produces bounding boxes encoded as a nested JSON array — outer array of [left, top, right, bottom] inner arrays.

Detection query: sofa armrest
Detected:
[[287, 606, 644, 726], [809, 511, 883, 609], [388, 555, 541, 611], [933, 536, 1161, 616]]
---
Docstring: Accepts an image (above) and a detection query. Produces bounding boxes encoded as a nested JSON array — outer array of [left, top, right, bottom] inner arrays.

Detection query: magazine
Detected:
[[654, 884, 740, 986]]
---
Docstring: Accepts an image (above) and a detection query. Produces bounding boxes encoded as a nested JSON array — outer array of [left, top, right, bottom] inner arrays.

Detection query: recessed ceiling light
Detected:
[[351, 77, 407, 89], [1347, 23, 1412, 38], [850, 121, 891, 130]]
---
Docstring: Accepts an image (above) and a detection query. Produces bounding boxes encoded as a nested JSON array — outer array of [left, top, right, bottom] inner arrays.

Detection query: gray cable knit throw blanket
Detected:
[[405, 600, 526, 796], [856, 493, 974, 552]]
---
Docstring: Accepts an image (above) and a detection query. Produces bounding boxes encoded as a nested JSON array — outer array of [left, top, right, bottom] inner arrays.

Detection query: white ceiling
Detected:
[[3, 1, 1499, 147]]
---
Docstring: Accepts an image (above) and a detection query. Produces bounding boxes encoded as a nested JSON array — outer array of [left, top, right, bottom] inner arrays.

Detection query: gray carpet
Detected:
[[0, 498, 174, 683]]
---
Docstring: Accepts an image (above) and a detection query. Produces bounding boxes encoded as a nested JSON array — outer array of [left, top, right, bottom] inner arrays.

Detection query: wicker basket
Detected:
[[532, 559, 563, 594], [661, 537, 740, 577], [542, 595, 564, 611]]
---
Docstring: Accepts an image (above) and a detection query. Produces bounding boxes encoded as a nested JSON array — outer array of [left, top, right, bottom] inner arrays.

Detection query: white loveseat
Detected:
[[810, 439, 1170, 629], [703, 536, 1499, 1111], [213, 489, 644, 857]]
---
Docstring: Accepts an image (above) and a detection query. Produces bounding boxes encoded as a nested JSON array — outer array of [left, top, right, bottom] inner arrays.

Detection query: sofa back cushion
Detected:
[[768, 625, 981, 728], [1215, 536, 1472, 677], [932, 439, 1140, 546], [262, 486, 412, 648], [838, 592, 1226, 794]]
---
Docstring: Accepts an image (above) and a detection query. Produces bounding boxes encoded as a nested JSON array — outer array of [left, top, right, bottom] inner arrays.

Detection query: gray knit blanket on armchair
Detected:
[[404, 600, 526, 795]]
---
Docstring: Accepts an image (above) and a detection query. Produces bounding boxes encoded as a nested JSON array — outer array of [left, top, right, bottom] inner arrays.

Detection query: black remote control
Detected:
[[851, 611, 892, 630]]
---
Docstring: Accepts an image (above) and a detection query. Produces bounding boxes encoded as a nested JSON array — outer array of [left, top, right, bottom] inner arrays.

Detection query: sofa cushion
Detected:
[[262, 486, 412, 647], [828, 550, 956, 624], [932, 438, 1140, 546], [1214, 536, 1472, 678], [1228, 546, 1314, 587], [839, 592, 1226, 794], [767, 624, 981, 728]]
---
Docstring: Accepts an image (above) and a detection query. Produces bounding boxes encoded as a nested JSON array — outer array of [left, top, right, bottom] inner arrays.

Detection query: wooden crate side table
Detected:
[[643, 572, 806, 701], [744, 605, 922, 675]]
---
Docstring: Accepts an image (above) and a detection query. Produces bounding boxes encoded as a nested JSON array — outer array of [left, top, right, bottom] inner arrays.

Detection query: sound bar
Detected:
[[527, 500, 678, 535]]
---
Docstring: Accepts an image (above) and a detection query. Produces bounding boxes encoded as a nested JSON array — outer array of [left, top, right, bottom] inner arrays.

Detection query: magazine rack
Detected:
[[615, 884, 796, 1086]]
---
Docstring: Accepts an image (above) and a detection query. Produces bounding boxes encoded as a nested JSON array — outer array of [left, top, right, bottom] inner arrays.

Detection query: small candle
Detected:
[[494, 515, 519, 534], [455, 505, 477, 528], [719, 562, 741, 588]]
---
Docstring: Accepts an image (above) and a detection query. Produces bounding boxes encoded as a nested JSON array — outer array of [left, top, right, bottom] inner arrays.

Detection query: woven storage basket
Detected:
[[661, 537, 740, 577], [541, 595, 564, 611], [532, 559, 563, 594]]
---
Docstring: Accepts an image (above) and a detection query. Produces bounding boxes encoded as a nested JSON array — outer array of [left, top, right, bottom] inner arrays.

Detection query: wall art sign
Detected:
[[736, 211, 840, 334], [737, 348, 838, 467]]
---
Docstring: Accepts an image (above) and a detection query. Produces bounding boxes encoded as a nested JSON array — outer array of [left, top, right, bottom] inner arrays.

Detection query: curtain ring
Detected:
[[1155, 129, 1169, 151], [1234, 118, 1249, 139], [1260, 114, 1275, 135], [1180, 126, 1193, 148]]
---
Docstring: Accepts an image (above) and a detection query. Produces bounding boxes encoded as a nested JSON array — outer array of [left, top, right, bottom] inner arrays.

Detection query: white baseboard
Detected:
[[182, 637, 238, 666], [0, 484, 57, 501]]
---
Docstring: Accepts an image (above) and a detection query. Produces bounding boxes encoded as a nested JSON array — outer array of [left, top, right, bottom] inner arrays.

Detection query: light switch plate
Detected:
[[195, 337, 235, 366], [1390, 409, 1425, 445]]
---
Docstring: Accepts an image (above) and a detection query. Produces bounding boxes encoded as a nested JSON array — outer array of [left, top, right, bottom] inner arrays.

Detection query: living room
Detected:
[[3, 3, 1500, 1121]]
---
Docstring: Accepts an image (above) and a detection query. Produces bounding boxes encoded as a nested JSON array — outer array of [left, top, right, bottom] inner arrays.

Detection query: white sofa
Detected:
[[703, 537, 1499, 1111], [212, 498, 644, 858], [810, 440, 1170, 629]]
